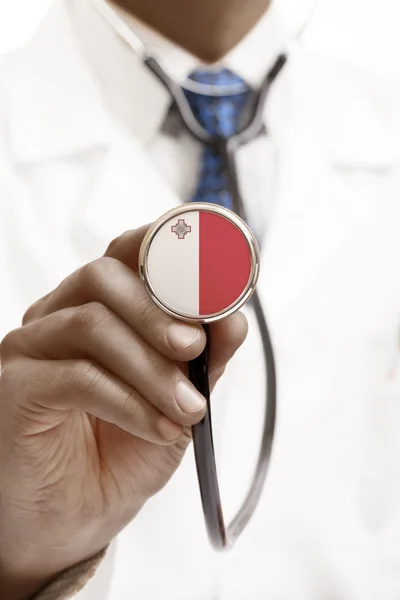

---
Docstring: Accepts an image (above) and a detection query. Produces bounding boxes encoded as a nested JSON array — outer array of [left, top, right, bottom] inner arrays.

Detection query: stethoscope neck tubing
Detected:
[[144, 56, 213, 143], [235, 53, 287, 147], [144, 53, 288, 147]]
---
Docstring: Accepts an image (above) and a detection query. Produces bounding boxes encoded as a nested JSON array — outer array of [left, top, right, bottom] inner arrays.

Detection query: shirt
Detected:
[[69, 0, 314, 242]]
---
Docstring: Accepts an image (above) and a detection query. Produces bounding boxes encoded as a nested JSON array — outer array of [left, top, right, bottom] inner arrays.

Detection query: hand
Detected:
[[0, 226, 248, 599]]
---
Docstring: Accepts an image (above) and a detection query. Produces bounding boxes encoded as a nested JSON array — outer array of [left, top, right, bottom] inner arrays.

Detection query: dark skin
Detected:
[[113, 0, 271, 62]]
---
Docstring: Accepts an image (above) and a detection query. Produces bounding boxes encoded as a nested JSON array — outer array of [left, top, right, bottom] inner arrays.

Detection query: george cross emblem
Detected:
[[171, 219, 192, 240]]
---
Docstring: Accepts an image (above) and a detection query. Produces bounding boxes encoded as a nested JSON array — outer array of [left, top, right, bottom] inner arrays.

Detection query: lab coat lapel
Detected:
[[4, 1, 114, 165], [5, 3, 398, 315], [71, 135, 182, 258], [258, 50, 399, 323], [259, 134, 352, 322]]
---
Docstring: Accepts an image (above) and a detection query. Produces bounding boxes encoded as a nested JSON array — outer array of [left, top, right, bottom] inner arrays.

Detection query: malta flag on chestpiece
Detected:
[[146, 210, 254, 319]]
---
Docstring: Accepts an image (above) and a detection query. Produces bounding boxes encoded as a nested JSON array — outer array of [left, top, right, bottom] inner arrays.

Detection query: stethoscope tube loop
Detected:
[[145, 51, 285, 550]]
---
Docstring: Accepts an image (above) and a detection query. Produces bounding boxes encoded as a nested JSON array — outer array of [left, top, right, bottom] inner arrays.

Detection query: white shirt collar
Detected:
[[69, 0, 314, 144], [2, 0, 314, 163]]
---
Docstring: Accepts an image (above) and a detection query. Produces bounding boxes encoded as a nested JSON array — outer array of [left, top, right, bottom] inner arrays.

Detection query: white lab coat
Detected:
[[1, 1, 400, 599]]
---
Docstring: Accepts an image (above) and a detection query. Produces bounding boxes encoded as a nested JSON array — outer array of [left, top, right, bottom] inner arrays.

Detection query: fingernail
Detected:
[[158, 417, 182, 441], [167, 324, 200, 351], [175, 381, 206, 414]]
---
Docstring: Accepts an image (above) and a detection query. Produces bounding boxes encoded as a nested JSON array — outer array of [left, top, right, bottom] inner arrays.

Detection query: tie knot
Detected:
[[183, 68, 251, 138]]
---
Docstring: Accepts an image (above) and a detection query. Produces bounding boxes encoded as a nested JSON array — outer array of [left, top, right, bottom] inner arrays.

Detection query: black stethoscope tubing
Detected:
[[145, 53, 287, 549]]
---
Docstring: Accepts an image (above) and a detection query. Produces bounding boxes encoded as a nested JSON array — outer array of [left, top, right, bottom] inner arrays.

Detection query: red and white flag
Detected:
[[146, 210, 253, 318]]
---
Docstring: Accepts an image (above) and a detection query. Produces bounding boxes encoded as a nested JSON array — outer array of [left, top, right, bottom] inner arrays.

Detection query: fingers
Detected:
[[23, 257, 206, 363], [208, 311, 249, 389], [9, 304, 207, 427], [18, 225, 249, 418], [2, 357, 183, 445], [23, 224, 148, 324], [104, 226, 150, 270]]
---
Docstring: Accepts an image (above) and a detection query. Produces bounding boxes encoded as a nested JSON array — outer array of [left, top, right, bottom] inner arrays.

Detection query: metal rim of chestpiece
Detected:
[[139, 203, 261, 324]]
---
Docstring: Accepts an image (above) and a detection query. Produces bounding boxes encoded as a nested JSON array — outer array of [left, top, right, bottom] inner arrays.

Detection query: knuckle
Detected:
[[0, 328, 20, 361], [78, 257, 118, 293], [65, 359, 106, 394], [105, 227, 149, 269], [118, 389, 142, 422], [80, 259, 103, 285], [143, 349, 170, 386], [22, 292, 52, 325], [139, 363, 179, 419], [83, 363, 109, 394], [22, 302, 38, 326], [135, 295, 158, 330], [58, 360, 83, 389], [67, 302, 113, 336], [105, 230, 134, 257]]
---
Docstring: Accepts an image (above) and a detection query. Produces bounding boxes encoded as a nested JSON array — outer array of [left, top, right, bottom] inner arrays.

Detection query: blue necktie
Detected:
[[184, 69, 251, 210]]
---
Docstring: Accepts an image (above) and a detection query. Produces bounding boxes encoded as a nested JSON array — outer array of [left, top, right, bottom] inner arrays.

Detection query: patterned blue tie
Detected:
[[183, 69, 251, 209]]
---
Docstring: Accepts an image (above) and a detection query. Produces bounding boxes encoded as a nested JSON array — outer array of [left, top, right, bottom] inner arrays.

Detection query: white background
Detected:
[[0, 0, 52, 53]]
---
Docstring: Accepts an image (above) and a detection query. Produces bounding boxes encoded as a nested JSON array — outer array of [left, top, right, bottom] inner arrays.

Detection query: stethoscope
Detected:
[[89, 0, 312, 551]]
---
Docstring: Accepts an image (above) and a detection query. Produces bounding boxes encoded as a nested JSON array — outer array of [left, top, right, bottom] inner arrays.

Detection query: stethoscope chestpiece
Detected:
[[139, 203, 260, 324]]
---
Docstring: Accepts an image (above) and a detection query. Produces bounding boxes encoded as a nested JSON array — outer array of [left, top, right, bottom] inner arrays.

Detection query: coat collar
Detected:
[[3, 0, 311, 164], [2, 0, 399, 168], [2, 1, 114, 164]]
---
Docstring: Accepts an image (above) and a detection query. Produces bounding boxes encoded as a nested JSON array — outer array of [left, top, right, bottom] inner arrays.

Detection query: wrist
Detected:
[[0, 563, 53, 600], [0, 533, 108, 600], [0, 511, 107, 598], [0, 537, 68, 600]]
